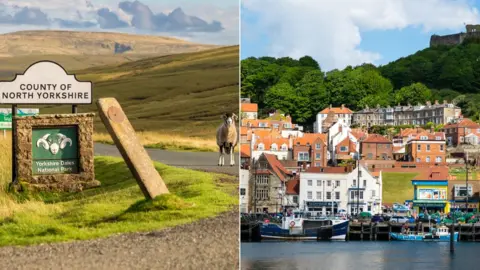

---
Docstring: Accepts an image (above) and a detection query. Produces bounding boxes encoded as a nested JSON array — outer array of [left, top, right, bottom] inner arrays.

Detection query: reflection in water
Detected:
[[241, 242, 480, 270]]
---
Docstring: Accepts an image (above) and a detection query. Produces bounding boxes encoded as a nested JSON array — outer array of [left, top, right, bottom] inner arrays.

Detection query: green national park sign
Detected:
[[32, 126, 79, 175]]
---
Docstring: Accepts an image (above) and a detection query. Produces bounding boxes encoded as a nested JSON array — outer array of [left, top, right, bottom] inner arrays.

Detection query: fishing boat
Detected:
[[260, 210, 349, 240], [390, 225, 459, 241]]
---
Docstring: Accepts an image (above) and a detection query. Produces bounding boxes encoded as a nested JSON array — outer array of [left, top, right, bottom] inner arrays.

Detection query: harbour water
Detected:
[[241, 241, 480, 270]]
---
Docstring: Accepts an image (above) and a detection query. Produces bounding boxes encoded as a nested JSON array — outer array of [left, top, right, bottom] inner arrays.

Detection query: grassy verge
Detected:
[[382, 172, 419, 204], [93, 132, 218, 152], [0, 137, 237, 246]]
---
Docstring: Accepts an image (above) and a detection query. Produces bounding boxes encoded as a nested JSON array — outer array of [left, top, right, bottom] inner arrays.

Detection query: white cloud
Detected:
[[242, 0, 480, 70]]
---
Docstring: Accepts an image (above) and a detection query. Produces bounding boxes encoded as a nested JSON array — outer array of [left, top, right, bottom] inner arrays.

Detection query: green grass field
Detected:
[[0, 45, 239, 140], [382, 172, 419, 204], [0, 155, 237, 246]]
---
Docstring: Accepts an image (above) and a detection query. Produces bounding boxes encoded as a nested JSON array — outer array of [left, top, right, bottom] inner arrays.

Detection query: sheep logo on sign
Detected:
[[36, 133, 73, 155]]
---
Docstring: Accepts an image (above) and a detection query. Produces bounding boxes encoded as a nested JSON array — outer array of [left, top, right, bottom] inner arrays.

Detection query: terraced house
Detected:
[[353, 100, 461, 127], [314, 104, 353, 133], [441, 118, 480, 146], [361, 134, 393, 160], [405, 131, 446, 163], [292, 133, 328, 169]]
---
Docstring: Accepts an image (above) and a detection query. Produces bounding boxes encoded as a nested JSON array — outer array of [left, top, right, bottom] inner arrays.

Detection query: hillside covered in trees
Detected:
[[241, 41, 480, 129]]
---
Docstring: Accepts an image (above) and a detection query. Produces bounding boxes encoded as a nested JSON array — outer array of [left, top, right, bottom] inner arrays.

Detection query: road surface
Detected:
[[94, 143, 239, 176]]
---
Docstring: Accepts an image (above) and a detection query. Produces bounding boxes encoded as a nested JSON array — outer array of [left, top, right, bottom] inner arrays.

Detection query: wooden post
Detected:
[[11, 104, 16, 184], [72, 105, 78, 114], [361, 223, 364, 241], [473, 224, 476, 242]]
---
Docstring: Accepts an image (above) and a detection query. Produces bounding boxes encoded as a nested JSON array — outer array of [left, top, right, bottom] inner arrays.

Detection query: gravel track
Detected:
[[0, 210, 240, 269]]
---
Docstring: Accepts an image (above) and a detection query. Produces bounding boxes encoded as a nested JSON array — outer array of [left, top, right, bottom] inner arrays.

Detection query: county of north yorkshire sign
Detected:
[[32, 127, 79, 175], [0, 61, 92, 104]]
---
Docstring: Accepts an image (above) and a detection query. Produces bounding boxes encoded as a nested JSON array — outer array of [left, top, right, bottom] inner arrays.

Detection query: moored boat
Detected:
[[390, 225, 458, 242], [260, 210, 349, 240]]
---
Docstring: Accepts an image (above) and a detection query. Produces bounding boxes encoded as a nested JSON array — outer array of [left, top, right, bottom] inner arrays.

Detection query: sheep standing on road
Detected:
[[216, 113, 238, 166]]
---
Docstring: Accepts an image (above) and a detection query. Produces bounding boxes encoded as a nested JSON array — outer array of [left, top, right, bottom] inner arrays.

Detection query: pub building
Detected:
[[410, 167, 450, 214], [448, 180, 480, 213]]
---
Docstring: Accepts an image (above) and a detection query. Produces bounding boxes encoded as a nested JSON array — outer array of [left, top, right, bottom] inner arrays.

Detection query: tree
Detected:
[[299, 56, 320, 70], [394, 83, 433, 105]]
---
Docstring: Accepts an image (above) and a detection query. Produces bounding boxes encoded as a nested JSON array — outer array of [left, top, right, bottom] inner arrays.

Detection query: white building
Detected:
[[346, 166, 383, 215], [241, 103, 258, 120], [299, 166, 382, 216], [250, 133, 290, 161], [299, 167, 349, 216], [314, 105, 353, 133], [240, 169, 250, 213]]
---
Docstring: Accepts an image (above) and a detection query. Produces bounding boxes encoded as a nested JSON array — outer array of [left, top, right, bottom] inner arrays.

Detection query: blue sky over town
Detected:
[[0, 0, 239, 45], [242, 0, 480, 71]]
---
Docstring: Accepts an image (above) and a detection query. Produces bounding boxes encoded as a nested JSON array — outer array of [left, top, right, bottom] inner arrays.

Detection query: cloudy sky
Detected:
[[0, 0, 239, 45], [241, 0, 480, 71]]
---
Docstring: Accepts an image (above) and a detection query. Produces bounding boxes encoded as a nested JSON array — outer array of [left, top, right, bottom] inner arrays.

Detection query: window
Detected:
[[360, 191, 364, 199], [421, 136, 428, 140], [240, 188, 246, 195], [368, 205, 371, 211], [259, 122, 267, 128], [335, 192, 340, 200], [258, 143, 265, 151], [440, 145, 444, 151], [308, 191, 312, 199], [367, 153, 373, 159], [273, 124, 279, 129], [435, 136, 441, 140], [371, 190, 375, 197], [359, 171, 362, 177], [316, 153, 321, 160], [271, 144, 278, 151], [257, 175, 269, 185], [298, 152, 309, 161], [416, 158, 421, 162], [455, 185, 473, 197], [336, 180, 340, 187], [436, 156, 442, 162], [315, 163, 320, 167], [426, 156, 430, 162], [350, 191, 355, 199], [353, 180, 356, 186], [315, 143, 321, 150], [363, 180, 366, 187], [427, 145, 430, 151], [326, 192, 331, 200], [317, 191, 322, 200], [255, 188, 269, 200], [417, 145, 421, 151], [327, 180, 331, 187], [293, 196, 298, 203], [340, 146, 348, 152], [317, 180, 321, 186], [308, 180, 312, 186]]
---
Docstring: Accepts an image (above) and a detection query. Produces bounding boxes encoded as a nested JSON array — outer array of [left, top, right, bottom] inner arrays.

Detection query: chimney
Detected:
[[341, 104, 345, 109], [365, 104, 369, 109], [407, 103, 411, 107], [434, 100, 439, 105], [329, 104, 332, 109], [426, 101, 431, 106]]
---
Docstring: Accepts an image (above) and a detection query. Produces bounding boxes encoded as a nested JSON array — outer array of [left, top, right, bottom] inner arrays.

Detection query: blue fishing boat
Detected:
[[390, 225, 459, 241], [260, 211, 349, 240]]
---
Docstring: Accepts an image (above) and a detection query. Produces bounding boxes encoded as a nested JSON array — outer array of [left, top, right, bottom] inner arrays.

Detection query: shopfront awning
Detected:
[[413, 200, 446, 208]]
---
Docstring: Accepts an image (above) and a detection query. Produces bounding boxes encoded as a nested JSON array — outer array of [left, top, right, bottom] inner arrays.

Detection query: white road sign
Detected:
[[0, 61, 92, 105]]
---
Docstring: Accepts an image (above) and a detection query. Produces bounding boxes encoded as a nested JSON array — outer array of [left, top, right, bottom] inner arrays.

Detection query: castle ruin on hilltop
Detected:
[[430, 24, 480, 47]]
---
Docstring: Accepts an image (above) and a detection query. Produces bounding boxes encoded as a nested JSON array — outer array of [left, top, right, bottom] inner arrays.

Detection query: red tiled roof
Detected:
[[363, 134, 392, 144], [412, 166, 449, 180], [409, 131, 445, 141], [399, 128, 425, 137], [443, 118, 480, 129], [350, 130, 367, 140], [240, 144, 251, 158], [319, 107, 353, 114], [241, 103, 258, 113], [294, 133, 327, 146], [254, 137, 289, 150], [305, 167, 350, 173], [263, 153, 291, 181], [286, 179, 299, 195], [240, 126, 248, 135]]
